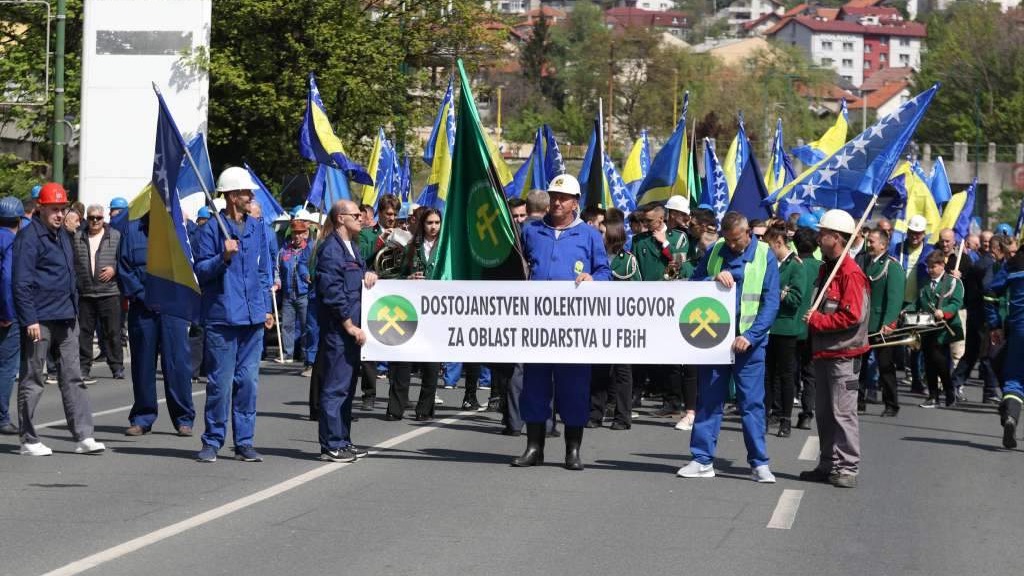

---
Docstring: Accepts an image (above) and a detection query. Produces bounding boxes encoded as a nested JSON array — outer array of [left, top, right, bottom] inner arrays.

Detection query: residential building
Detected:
[[716, 0, 785, 33], [605, 7, 691, 36]]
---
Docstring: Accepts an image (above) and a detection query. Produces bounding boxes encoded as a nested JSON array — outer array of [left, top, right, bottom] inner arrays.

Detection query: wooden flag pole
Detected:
[[808, 194, 879, 313], [270, 286, 286, 363], [954, 238, 966, 272]]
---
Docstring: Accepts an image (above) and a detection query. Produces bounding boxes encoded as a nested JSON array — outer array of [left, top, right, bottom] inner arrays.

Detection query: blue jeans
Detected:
[[127, 304, 195, 429], [201, 324, 263, 449], [280, 294, 308, 359], [0, 319, 19, 426], [444, 363, 491, 387], [691, 344, 770, 467]]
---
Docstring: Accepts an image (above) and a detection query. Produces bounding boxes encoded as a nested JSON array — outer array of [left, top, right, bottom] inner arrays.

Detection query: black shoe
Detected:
[[0, 423, 17, 435], [880, 407, 899, 417], [1003, 417, 1018, 449], [796, 414, 813, 430], [610, 421, 630, 431], [461, 400, 482, 410], [857, 402, 866, 414], [512, 423, 545, 467], [984, 396, 1002, 406], [384, 413, 402, 421], [415, 414, 431, 422], [1001, 398, 1020, 449], [320, 449, 357, 463], [360, 397, 375, 411], [777, 419, 791, 438], [767, 413, 780, 426], [585, 420, 601, 429], [112, 370, 125, 380], [563, 426, 584, 471], [799, 468, 831, 483], [500, 428, 521, 437], [342, 445, 369, 459]]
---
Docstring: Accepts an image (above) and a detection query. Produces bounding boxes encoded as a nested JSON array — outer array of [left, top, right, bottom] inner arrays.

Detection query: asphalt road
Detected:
[[1, 362, 1020, 576]]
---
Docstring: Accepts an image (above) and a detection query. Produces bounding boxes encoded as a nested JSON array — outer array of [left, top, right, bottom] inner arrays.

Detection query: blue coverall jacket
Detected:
[[521, 217, 611, 281], [12, 216, 78, 325], [193, 212, 272, 327]]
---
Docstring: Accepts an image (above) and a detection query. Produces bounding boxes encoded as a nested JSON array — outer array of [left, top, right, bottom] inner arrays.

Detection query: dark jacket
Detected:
[[316, 233, 365, 327], [770, 251, 806, 337], [0, 228, 15, 323], [193, 211, 272, 326], [860, 253, 905, 333], [906, 273, 964, 344], [12, 216, 79, 325], [117, 216, 150, 305], [609, 251, 641, 281], [73, 225, 122, 298], [632, 227, 692, 281]]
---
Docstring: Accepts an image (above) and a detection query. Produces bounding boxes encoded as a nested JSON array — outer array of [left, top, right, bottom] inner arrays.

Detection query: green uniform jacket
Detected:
[[864, 253, 905, 333], [906, 273, 964, 344], [400, 241, 434, 279], [358, 225, 385, 261], [632, 228, 692, 281], [795, 253, 822, 340], [770, 252, 807, 337], [610, 251, 641, 281]]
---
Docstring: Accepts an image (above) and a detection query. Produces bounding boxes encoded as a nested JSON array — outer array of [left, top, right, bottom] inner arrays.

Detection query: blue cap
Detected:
[[30, 184, 42, 199], [0, 196, 25, 219], [797, 212, 820, 231], [995, 223, 1014, 236], [110, 197, 129, 210], [197, 206, 211, 219], [810, 206, 826, 219], [290, 205, 303, 217]]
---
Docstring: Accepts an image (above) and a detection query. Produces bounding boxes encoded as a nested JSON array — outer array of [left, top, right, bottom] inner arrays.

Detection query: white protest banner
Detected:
[[360, 280, 735, 365]]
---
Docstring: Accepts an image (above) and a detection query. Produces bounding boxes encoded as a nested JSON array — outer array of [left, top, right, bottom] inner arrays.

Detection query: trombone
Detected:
[[868, 311, 953, 350]]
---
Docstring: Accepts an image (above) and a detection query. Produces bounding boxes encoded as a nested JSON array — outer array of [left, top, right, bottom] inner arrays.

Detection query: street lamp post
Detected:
[[52, 0, 67, 184]]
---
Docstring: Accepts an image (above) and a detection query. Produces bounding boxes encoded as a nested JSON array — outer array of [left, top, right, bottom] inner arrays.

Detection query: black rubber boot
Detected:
[[512, 423, 546, 467], [564, 426, 584, 471], [777, 418, 792, 438], [1000, 397, 1020, 450]]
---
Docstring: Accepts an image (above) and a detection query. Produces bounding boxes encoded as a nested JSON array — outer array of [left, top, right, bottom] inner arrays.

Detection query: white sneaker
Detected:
[[75, 438, 106, 454], [752, 464, 776, 483], [677, 460, 715, 478], [434, 395, 444, 405], [674, 413, 695, 431], [20, 442, 53, 456]]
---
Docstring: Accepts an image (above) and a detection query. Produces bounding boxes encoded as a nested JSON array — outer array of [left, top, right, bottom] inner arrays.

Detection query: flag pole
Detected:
[[954, 238, 965, 271], [270, 284, 286, 363], [808, 194, 879, 313], [151, 83, 231, 240]]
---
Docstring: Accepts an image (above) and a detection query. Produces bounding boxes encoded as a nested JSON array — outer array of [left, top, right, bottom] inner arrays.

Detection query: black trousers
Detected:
[[78, 295, 123, 376], [488, 363, 514, 415], [681, 364, 697, 412], [766, 334, 798, 420], [590, 364, 632, 425], [796, 338, 816, 417], [461, 363, 481, 405], [360, 361, 377, 399], [387, 362, 439, 418], [922, 334, 955, 404], [952, 308, 999, 395], [861, 346, 898, 411], [651, 364, 683, 409]]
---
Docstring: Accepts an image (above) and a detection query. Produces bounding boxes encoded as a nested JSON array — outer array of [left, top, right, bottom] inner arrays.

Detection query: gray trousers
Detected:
[[813, 356, 861, 476], [19, 320, 94, 443]]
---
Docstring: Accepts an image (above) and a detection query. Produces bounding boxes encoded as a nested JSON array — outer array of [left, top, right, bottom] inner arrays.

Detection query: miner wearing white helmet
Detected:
[[193, 167, 275, 463], [513, 174, 611, 471], [800, 209, 870, 489], [891, 213, 934, 394]]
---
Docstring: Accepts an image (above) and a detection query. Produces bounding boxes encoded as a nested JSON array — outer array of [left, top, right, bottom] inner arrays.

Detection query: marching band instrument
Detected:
[[373, 228, 413, 278], [868, 311, 952, 349]]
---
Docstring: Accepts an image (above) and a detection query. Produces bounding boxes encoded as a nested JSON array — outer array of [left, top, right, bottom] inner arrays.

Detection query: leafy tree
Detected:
[[914, 2, 1024, 147]]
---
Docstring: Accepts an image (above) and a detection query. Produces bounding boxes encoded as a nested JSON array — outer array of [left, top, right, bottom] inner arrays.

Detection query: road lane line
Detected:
[[766, 489, 804, 530], [38, 411, 475, 576], [37, 391, 207, 430], [798, 436, 818, 461]]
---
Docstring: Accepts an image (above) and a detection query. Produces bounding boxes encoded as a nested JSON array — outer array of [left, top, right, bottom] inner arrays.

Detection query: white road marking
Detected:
[[766, 489, 804, 530], [798, 436, 819, 461], [38, 411, 475, 576], [37, 391, 207, 430]]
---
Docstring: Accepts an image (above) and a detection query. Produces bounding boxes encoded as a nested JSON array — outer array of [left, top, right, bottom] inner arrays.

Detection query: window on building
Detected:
[[821, 57, 834, 66], [843, 42, 854, 51], [899, 53, 910, 65], [864, 44, 871, 53], [842, 75, 852, 82], [880, 53, 887, 62], [822, 40, 833, 50], [842, 58, 853, 67], [864, 60, 871, 69], [879, 37, 888, 45], [899, 38, 910, 46]]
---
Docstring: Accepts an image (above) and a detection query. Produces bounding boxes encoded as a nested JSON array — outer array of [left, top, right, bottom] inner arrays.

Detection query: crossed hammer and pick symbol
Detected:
[[376, 306, 408, 336], [476, 203, 499, 245], [688, 308, 720, 339]]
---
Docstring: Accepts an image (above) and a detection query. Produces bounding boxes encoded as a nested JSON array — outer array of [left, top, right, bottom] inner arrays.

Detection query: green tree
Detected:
[[914, 3, 1024, 147]]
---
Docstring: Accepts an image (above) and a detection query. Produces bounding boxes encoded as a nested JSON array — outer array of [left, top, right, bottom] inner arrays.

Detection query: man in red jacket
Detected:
[[800, 209, 870, 489]]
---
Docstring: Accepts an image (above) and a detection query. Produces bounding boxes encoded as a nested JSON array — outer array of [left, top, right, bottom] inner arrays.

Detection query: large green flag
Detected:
[[430, 60, 527, 281]]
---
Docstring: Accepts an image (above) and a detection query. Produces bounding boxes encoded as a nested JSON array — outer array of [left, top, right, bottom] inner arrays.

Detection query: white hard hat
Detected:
[[409, 202, 420, 213], [665, 195, 690, 214], [215, 166, 259, 193], [907, 214, 928, 233], [818, 209, 856, 235], [547, 174, 581, 197], [294, 208, 316, 223]]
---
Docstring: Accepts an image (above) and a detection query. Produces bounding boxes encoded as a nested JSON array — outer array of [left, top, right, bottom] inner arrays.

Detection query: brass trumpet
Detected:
[[373, 228, 413, 279]]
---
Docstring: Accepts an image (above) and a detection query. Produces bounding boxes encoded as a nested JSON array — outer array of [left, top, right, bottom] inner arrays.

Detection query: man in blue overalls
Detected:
[[117, 212, 196, 436], [0, 196, 24, 435], [194, 167, 274, 463], [316, 199, 377, 462], [677, 211, 780, 483], [986, 234, 1024, 449], [515, 174, 611, 471]]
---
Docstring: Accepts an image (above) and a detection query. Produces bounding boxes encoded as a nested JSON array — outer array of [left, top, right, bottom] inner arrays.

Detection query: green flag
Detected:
[[429, 60, 527, 281]]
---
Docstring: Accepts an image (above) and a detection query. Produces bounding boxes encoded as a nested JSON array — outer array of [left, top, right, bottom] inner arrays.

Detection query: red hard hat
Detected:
[[37, 182, 69, 206]]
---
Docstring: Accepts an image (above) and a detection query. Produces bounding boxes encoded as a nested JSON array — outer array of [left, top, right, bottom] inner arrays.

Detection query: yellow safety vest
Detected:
[[706, 239, 769, 333]]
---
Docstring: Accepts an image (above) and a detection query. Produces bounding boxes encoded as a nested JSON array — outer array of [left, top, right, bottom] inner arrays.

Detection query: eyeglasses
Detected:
[[87, 216, 104, 222]]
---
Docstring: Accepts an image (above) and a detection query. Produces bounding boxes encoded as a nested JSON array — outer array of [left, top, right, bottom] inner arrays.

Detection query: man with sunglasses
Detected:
[[72, 205, 123, 384]]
